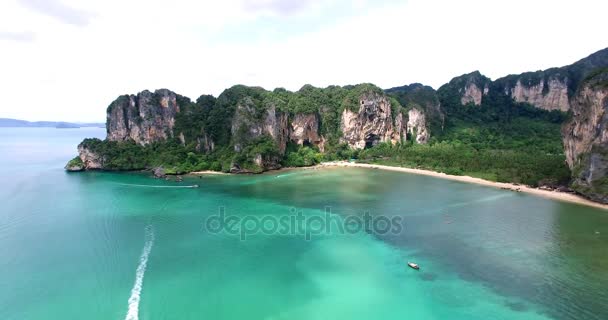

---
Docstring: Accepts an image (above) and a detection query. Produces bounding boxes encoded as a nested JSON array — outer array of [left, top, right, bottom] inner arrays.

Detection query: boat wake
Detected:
[[125, 225, 155, 320]]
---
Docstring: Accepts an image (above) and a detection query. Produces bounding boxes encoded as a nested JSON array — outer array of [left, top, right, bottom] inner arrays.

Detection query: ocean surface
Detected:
[[0, 127, 607, 320]]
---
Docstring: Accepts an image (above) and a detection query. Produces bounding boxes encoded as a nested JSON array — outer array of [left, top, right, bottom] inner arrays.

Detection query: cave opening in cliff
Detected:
[[365, 134, 380, 149], [302, 140, 312, 147]]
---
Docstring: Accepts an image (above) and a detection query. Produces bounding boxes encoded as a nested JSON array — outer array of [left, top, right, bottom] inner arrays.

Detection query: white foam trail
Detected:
[[445, 193, 514, 209], [125, 226, 155, 320]]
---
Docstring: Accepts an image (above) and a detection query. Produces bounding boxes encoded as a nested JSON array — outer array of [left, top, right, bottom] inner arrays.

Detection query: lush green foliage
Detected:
[[66, 156, 83, 168], [436, 96, 567, 154], [583, 67, 608, 90], [373, 81, 569, 185], [78, 74, 579, 186], [378, 76, 572, 186], [283, 145, 323, 167], [358, 142, 570, 186], [176, 83, 390, 145], [80, 84, 393, 175], [386, 83, 444, 133]]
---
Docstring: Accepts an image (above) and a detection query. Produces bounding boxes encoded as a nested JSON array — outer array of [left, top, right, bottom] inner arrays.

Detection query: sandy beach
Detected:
[[189, 170, 227, 175], [319, 161, 608, 210]]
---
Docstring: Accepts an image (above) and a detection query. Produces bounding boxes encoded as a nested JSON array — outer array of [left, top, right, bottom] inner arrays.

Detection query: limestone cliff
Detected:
[[76, 142, 105, 170], [290, 113, 325, 151], [385, 83, 444, 134], [106, 89, 181, 145], [406, 108, 429, 144], [461, 82, 489, 106], [562, 69, 608, 203], [340, 92, 396, 149], [494, 48, 608, 111], [439, 71, 491, 106], [230, 101, 288, 172], [509, 78, 570, 112]]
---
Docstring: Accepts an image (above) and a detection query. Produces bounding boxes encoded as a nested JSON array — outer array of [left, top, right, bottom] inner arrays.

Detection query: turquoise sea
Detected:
[[0, 127, 607, 320]]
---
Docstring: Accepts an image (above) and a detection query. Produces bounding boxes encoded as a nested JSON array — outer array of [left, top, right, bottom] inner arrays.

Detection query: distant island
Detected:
[[0, 118, 105, 129]]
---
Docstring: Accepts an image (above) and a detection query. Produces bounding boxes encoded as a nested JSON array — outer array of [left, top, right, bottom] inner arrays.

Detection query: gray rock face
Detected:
[[153, 167, 166, 178], [340, 92, 396, 149], [231, 99, 264, 153], [385, 83, 444, 133], [339, 92, 431, 149], [406, 108, 429, 144], [79, 87, 433, 173], [451, 72, 491, 106], [562, 71, 608, 203], [64, 163, 84, 172], [106, 89, 180, 145], [492, 48, 608, 112], [264, 105, 289, 154], [461, 83, 488, 106], [77, 143, 104, 170], [392, 112, 406, 144], [196, 133, 215, 153], [508, 78, 570, 111], [290, 113, 325, 151], [231, 101, 288, 153], [230, 101, 288, 170]]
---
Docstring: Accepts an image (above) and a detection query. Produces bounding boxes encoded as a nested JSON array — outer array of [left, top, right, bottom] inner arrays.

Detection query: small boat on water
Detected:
[[407, 262, 420, 270]]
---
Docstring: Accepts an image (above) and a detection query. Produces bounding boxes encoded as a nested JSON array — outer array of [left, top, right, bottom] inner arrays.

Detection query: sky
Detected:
[[0, 0, 606, 122]]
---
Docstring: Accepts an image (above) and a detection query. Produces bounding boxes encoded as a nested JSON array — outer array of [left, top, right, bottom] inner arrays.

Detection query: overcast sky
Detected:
[[1, 0, 606, 122]]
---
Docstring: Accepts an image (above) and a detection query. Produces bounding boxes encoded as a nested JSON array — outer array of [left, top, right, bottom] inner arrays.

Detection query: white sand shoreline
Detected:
[[189, 170, 227, 175], [318, 161, 608, 210]]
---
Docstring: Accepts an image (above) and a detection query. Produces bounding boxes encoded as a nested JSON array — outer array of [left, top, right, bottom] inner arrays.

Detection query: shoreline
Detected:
[[188, 170, 227, 175], [318, 161, 608, 210]]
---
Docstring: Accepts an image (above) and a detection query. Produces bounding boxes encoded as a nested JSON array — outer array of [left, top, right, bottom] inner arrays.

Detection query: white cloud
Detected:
[[0, 0, 606, 121], [18, 0, 95, 26], [0, 31, 36, 42]]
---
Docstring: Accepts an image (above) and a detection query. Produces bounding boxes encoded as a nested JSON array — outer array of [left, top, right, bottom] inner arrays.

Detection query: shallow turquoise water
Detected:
[[0, 128, 607, 320]]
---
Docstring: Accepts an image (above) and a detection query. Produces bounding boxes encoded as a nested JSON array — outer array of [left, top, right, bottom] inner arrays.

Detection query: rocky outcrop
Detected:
[[461, 82, 488, 106], [290, 113, 325, 151], [231, 101, 288, 153], [457, 72, 491, 106], [509, 78, 570, 111], [64, 157, 84, 172], [392, 112, 406, 144], [196, 133, 215, 153], [77, 143, 104, 170], [106, 89, 180, 145], [264, 106, 289, 154], [72, 84, 435, 173], [493, 48, 608, 111], [340, 93, 396, 149], [339, 93, 432, 149], [562, 70, 608, 203], [406, 108, 429, 144], [440, 71, 491, 106], [385, 83, 444, 133], [153, 167, 166, 178], [229, 101, 288, 171], [231, 99, 265, 152]]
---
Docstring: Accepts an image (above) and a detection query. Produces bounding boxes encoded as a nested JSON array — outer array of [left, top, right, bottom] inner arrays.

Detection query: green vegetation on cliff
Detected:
[[494, 47, 608, 96], [69, 48, 608, 204], [65, 156, 83, 169], [79, 84, 399, 174], [75, 80, 571, 186], [362, 78, 571, 186]]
